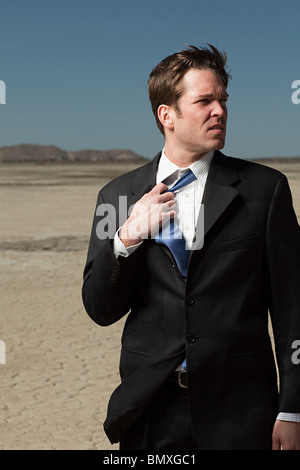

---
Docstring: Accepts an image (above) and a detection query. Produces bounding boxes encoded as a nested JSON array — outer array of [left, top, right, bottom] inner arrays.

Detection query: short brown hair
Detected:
[[148, 44, 231, 134]]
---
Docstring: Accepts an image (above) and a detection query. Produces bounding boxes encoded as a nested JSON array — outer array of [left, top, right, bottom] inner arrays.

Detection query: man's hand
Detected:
[[272, 420, 300, 450], [120, 183, 176, 248]]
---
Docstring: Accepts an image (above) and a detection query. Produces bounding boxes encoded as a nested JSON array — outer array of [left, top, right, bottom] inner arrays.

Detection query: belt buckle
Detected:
[[178, 370, 188, 389]]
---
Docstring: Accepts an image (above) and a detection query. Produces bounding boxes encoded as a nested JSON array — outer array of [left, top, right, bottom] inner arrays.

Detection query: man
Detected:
[[82, 45, 300, 450]]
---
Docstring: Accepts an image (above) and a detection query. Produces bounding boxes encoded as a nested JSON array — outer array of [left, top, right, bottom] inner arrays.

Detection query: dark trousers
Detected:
[[119, 380, 199, 450]]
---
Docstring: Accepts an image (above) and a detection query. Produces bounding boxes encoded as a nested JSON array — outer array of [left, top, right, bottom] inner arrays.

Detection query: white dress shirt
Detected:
[[156, 149, 213, 248], [113, 149, 300, 423]]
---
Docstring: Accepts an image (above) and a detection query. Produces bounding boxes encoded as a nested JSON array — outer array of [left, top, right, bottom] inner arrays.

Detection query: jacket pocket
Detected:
[[119, 347, 151, 380], [218, 234, 259, 252], [121, 347, 151, 358]]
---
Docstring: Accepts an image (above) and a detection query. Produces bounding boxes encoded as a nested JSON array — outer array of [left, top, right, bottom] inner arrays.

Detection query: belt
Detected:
[[170, 370, 188, 389]]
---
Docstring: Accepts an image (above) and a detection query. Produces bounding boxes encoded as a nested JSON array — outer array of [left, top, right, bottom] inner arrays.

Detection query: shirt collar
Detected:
[[156, 149, 214, 186]]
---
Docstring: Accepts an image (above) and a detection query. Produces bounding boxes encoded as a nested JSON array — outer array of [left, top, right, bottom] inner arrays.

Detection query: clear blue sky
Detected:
[[0, 0, 299, 159]]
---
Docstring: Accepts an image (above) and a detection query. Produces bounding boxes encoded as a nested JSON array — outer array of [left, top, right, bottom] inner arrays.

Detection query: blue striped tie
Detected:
[[155, 169, 196, 278]]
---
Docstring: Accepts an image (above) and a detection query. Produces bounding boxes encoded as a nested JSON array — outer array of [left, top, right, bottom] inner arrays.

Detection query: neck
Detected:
[[163, 143, 210, 168]]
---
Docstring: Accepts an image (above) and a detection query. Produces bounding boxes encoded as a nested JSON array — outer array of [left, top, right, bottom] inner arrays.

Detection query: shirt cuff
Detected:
[[276, 412, 300, 423], [113, 228, 143, 258]]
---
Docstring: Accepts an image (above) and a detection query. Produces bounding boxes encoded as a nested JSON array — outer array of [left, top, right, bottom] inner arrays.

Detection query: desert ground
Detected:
[[0, 160, 299, 450]]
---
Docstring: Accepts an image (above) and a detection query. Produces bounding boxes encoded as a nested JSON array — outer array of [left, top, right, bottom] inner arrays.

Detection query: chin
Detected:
[[213, 139, 226, 150]]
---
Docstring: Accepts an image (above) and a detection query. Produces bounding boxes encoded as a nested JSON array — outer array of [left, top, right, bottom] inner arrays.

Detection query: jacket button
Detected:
[[186, 296, 195, 306], [186, 333, 196, 343]]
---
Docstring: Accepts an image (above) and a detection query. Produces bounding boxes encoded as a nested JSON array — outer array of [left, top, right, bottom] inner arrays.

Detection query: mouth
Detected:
[[208, 124, 224, 133]]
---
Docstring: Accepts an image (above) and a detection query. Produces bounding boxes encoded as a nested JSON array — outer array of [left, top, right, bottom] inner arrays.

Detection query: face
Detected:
[[168, 68, 228, 158]]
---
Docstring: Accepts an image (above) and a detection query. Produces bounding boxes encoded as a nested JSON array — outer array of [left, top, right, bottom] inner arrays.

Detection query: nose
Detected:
[[211, 100, 227, 117]]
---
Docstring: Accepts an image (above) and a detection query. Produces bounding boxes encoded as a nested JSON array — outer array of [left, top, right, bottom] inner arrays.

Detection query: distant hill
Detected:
[[250, 156, 300, 163], [0, 144, 299, 164], [0, 144, 147, 163]]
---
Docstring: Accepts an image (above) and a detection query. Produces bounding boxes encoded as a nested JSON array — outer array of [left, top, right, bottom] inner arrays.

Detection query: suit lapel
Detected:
[[128, 152, 161, 207], [193, 151, 240, 249]]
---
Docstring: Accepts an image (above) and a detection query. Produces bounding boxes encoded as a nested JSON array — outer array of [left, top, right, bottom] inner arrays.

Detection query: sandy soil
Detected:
[[0, 160, 299, 450]]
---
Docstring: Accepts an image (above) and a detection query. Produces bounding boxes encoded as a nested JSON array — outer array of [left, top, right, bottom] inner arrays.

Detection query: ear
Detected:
[[157, 104, 174, 131]]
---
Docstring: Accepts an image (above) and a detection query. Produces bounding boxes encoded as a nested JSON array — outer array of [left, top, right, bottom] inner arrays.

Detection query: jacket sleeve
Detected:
[[82, 189, 143, 326], [266, 174, 300, 412]]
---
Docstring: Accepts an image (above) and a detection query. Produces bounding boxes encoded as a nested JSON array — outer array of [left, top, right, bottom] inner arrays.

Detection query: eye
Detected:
[[196, 99, 209, 104]]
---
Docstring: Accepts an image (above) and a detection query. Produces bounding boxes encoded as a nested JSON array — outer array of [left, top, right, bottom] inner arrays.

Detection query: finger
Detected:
[[152, 182, 169, 194], [161, 209, 176, 222], [272, 433, 281, 450], [160, 191, 175, 203], [167, 199, 177, 207], [161, 200, 176, 212]]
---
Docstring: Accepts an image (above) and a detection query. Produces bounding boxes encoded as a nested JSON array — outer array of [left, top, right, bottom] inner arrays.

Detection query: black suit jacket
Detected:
[[82, 151, 300, 450]]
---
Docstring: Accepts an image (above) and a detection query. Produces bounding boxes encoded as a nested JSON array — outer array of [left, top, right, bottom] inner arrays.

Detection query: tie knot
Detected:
[[167, 169, 196, 193]]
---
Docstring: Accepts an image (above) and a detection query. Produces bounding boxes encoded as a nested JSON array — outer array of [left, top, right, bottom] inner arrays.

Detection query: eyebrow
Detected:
[[195, 93, 229, 99]]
